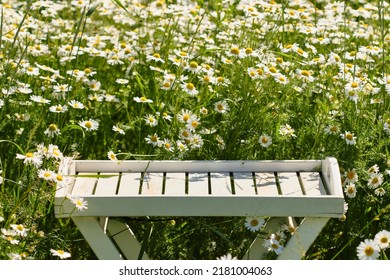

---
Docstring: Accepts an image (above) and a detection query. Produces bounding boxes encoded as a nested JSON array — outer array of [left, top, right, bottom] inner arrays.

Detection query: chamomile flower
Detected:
[[177, 109, 194, 123], [144, 114, 158, 127], [44, 124, 61, 137], [374, 230, 390, 249], [107, 151, 118, 162], [374, 187, 386, 196], [70, 196, 88, 211], [16, 152, 43, 168], [217, 253, 237, 260], [176, 140, 188, 153], [162, 139, 174, 152], [79, 119, 99, 131], [181, 82, 199, 96], [68, 100, 85, 109], [344, 183, 357, 198], [86, 79, 101, 91], [367, 164, 380, 174], [214, 100, 229, 113], [367, 173, 383, 189], [10, 224, 29, 237], [112, 125, 126, 135], [146, 53, 165, 63], [279, 124, 296, 138], [324, 124, 339, 135], [38, 169, 55, 181], [264, 237, 284, 255], [356, 239, 380, 260], [259, 134, 272, 148], [115, 78, 129, 84], [49, 104, 68, 113], [186, 116, 201, 132], [134, 96, 153, 103], [145, 133, 162, 147], [50, 249, 71, 259], [244, 217, 265, 232], [30, 95, 51, 104], [340, 131, 357, 145], [344, 168, 358, 184]]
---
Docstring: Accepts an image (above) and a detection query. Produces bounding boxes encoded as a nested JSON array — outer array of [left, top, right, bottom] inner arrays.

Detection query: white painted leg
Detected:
[[106, 218, 149, 260], [244, 217, 287, 260], [277, 217, 330, 260], [72, 217, 123, 260]]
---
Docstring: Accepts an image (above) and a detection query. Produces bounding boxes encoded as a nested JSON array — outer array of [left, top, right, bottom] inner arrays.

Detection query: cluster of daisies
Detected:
[[357, 230, 390, 260], [343, 164, 389, 199], [0, 221, 71, 260]]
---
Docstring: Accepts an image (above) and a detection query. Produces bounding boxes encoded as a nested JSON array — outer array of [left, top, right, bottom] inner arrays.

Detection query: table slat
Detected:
[[210, 172, 233, 195], [233, 172, 256, 196], [188, 173, 209, 195], [141, 173, 164, 195], [254, 173, 279, 195], [278, 172, 303, 196], [300, 172, 326, 196], [117, 173, 142, 195], [71, 173, 98, 196], [165, 173, 186, 195], [94, 173, 120, 196]]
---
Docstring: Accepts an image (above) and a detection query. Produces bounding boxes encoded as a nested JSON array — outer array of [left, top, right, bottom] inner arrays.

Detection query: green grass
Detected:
[[0, 0, 389, 260]]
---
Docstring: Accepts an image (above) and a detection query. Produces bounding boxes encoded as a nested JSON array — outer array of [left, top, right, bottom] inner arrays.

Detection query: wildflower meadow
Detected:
[[0, 0, 390, 260]]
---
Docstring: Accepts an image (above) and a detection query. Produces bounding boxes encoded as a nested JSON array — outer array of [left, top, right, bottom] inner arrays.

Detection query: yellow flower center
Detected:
[[250, 219, 259, 227], [49, 124, 58, 131], [364, 246, 374, 256], [153, 53, 161, 59], [257, 68, 264, 75], [269, 67, 277, 73], [56, 175, 63, 181], [380, 237, 388, 244], [191, 121, 198, 128], [347, 171, 355, 180], [189, 61, 198, 68], [84, 121, 93, 128], [346, 133, 353, 140], [26, 152, 34, 158], [351, 82, 359, 88], [186, 83, 195, 90], [245, 47, 253, 55], [301, 70, 310, 77], [262, 137, 269, 144], [230, 47, 240, 55]]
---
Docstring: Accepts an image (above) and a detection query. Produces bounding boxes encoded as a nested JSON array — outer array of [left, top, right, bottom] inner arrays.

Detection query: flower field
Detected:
[[0, 0, 390, 260]]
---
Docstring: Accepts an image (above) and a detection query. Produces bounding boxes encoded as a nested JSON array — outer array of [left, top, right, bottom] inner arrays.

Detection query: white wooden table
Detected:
[[55, 157, 344, 260]]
